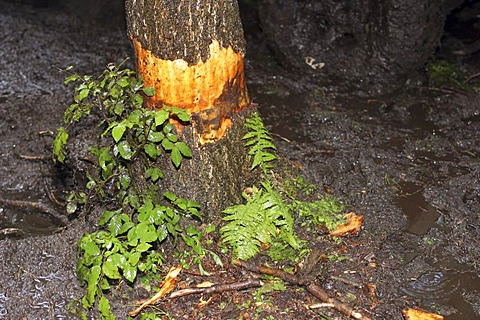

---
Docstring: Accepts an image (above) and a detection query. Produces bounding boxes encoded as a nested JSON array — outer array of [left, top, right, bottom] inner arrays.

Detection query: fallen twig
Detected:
[[233, 259, 371, 320], [464, 72, 480, 84], [170, 278, 263, 299]]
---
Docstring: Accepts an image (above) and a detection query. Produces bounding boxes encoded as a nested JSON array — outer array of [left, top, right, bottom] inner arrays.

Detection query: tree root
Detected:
[[233, 259, 372, 320]]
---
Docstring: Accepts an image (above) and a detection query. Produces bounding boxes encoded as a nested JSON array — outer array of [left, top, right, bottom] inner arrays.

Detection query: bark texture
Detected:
[[125, 0, 252, 215], [126, 0, 249, 144]]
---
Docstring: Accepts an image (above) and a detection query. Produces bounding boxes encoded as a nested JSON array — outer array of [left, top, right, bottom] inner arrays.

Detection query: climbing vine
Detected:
[[55, 60, 217, 318]]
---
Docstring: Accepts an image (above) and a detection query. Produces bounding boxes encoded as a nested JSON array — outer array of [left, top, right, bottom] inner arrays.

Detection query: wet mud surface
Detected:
[[1, 1, 479, 319]]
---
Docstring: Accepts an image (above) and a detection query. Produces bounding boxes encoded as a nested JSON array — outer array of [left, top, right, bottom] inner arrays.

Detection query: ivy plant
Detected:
[[55, 60, 215, 318]]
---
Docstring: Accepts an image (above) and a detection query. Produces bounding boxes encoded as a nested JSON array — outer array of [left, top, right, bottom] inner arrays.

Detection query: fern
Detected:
[[220, 181, 303, 261], [242, 112, 277, 174]]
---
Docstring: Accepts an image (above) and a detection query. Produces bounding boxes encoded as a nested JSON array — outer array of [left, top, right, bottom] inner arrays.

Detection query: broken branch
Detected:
[[233, 259, 371, 320], [170, 278, 263, 299]]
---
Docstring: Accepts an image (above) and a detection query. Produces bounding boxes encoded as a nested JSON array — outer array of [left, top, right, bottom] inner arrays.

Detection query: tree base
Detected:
[[156, 107, 256, 219]]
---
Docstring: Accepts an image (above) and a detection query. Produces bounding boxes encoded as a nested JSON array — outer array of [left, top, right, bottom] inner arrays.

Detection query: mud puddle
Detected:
[[0, 191, 65, 239]]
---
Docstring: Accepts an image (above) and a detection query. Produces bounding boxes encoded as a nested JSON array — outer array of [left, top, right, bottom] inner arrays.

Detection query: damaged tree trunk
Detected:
[[125, 0, 253, 215]]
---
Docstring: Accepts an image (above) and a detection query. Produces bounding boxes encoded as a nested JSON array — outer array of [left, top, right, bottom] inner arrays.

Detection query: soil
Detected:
[[1, 1, 479, 320]]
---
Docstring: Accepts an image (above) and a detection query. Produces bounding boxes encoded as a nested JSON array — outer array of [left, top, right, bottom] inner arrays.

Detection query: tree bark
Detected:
[[125, 0, 253, 215]]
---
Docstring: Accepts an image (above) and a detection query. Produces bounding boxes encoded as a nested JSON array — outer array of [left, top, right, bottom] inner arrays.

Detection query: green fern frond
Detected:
[[243, 112, 277, 173], [220, 181, 302, 261]]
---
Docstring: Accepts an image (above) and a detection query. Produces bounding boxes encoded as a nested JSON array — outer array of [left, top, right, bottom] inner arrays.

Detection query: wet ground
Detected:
[[1, 1, 479, 319]]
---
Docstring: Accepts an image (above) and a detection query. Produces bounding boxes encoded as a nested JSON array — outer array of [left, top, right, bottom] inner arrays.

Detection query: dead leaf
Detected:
[[402, 307, 444, 320], [129, 266, 182, 317], [330, 212, 364, 237]]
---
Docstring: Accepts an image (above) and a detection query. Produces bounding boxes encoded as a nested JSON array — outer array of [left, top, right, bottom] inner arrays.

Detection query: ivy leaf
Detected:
[[99, 210, 117, 226], [175, 141, 192, 158], [53, 126, 69, 163], [144, 143, 160, 159], [112, 122, 126, 142], [171, 146, 182, 168], [98, 296, 115, 320], [155, 110, 169, 127], [142, 86, 155, 97], [116, 140, 134, 160], [102, 258, 121, 280], [64, 73, 79, 84], [145, 167, 163, 182], [76, 88, 90, 103], [117, 77, 129, 88], [122, 262, 137, 282]]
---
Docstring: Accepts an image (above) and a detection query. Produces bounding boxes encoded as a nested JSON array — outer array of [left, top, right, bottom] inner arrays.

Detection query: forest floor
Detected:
[[0, 1, 479, 319]]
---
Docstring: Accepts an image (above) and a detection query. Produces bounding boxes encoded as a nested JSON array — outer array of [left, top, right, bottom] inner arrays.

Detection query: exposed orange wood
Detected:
[[132, 38, 250, 144]]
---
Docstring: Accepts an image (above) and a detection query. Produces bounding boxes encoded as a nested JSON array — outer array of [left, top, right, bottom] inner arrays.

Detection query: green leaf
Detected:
[[116, 140, 134, 160], [166, 132, 178, 142], [145, 167, 163, 182], [122, 262, 137, 282], [163, 191, 176, 202], [134, 94, 143, 106], [154, 110, 169, 127], [136, 242, 152, 253], [175, 142, 192, 157], [144, 143, 160, 159], [157, 225, 168, 242], [64, 74, 79, 84], [102, 258, 121, 279], [77, 88, 90, 102], [128, 251, 142, 266], [171, 147, 182, 168], [136, 222, 158, 243], [112, 122, 126, 142], [176, 110, 190, 122], [53, 126, 69, 163], [98, 296, 115, 320], [147, 131, 165, 143], [117, 77, 129, 87], [161, 138, 174, 151], [142, 87, 155, 96], [99, 210, 118, 226], [84, 265, 101, 308], [81, 240, 101, 257]]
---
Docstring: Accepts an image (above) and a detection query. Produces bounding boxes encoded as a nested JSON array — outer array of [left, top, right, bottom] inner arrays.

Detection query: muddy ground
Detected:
[[1, 1, 479, 319]]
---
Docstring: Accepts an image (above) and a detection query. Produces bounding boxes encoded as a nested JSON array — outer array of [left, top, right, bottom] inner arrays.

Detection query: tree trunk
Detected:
[[125, 0, 253, 216]]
